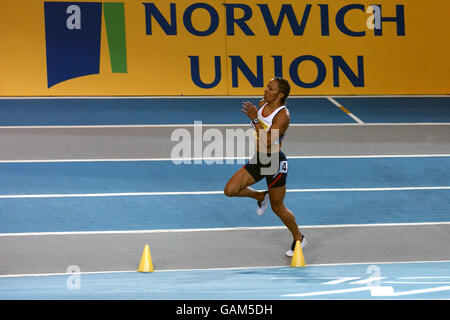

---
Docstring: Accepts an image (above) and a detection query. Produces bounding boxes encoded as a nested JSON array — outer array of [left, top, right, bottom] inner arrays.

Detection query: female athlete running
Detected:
[[223, 77, 306, 257]]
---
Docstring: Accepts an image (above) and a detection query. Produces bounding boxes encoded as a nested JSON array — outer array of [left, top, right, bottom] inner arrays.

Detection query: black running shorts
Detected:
[[244, 151, 288, 189]]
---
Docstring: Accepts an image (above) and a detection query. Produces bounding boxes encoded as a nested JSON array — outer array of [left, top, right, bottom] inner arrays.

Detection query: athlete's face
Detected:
[[264, 79, 283, 103]]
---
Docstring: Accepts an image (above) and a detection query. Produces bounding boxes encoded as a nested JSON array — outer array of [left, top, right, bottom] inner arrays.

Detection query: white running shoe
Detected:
[[285, 237, 307, 258], [256, 191, 269, 215]]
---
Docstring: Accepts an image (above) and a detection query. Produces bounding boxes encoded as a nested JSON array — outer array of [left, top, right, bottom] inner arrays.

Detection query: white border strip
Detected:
[[0, 186, 449, 199], [1, 122, 450, 129], [0, 154, 449, 163], [0, 259, 449, 279], [0, 222, 448, 238]]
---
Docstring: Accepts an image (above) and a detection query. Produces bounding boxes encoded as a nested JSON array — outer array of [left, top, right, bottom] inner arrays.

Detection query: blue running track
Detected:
[[0, 96, 449, 300], [0, 157, 449, 233]]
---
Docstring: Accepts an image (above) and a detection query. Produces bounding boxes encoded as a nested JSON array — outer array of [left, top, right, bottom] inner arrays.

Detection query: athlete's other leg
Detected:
[[224, 167, 265, 202], [268, 185, 303, 242]]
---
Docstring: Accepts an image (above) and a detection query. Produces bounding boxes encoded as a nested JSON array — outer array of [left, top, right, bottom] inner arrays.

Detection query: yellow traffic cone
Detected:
[[138, 244, 154, 272], [290, 240, 306, 267]]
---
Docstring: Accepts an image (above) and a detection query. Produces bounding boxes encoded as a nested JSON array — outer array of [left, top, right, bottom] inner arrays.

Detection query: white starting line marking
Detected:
[[283, 285, 450, 297]]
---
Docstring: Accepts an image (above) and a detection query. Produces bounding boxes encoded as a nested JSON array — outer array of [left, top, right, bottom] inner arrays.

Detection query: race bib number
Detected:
[[279, 161, 288, 173]]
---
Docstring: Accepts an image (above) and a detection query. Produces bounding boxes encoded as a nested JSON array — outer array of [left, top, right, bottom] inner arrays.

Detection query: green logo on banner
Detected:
[[103, 2, 127, 73]]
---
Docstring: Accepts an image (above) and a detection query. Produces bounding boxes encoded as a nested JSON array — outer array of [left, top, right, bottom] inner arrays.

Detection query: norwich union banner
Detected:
[[0, 0, 449, 96]]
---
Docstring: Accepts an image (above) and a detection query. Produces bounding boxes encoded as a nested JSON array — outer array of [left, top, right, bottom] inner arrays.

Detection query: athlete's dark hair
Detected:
[[273, 77, 290, 104]]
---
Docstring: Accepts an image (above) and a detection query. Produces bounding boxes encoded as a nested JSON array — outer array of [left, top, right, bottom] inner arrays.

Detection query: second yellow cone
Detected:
[[138, 244, 154, 272], [290, 240, 306, 267]]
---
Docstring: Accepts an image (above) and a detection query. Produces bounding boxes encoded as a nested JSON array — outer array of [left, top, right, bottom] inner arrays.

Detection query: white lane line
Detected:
[[284, 285, 450, 297], [0, 154, 449, 163], [0, 124, 251, 129], [0, 186, 448, 199], [384, 281, 450, 284], [399, 276, 450, 279], [350, 277, 386, 284], [0, 190, 223, 199], [284, 286, 373, 297], [1, 122, 450, 129], [0, 260, 449, 279], [322, 277, 361, 285], [327, 97, 364, 124], [390, 286, 450, 297], [0, 222, 448, 237]]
